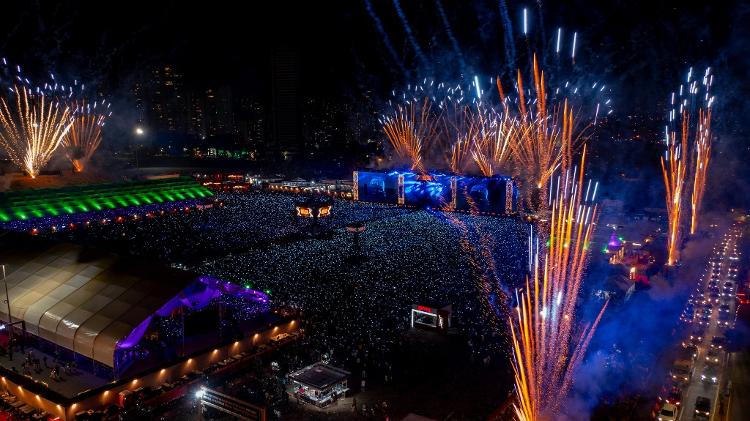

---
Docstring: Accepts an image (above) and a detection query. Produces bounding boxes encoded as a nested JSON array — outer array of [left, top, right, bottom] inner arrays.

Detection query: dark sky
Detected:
[[2, 0, 749, 209], [2, 0, 745, 110]]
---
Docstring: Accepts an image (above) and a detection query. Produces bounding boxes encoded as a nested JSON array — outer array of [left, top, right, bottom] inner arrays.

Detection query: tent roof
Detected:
[[0, 233, 195, 367]]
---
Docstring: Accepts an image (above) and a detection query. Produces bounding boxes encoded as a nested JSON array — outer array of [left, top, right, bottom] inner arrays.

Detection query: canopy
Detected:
[[0, 233, 195, 367]]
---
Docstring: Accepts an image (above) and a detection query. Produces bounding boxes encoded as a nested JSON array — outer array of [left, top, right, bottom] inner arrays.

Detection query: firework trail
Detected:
[[510, 147, 608, 420], [63, 100, 107, 172], [392, 0, 431, 71], [535, 1, 547, 66], [363, 0, 407, 75], [497, 0, 517, 73], [0, 86, 73, 178], [435, 0, 468, 73]]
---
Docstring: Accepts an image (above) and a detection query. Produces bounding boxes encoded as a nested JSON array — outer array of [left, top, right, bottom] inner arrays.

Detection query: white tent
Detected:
[[0, 236, 194, 367]]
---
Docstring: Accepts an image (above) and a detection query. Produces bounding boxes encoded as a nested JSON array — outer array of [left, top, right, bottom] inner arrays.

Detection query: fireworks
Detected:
[[690, 108, 711, 235], [687, 68, 714, 235], [662, 67, 715, 263], [0, 86, 73, 178], [510, 147, 607, 420], [0, 58, 111, 177], [470, 107, 514, 177], [381, 97, 441, 173], [380, 53, 605, 216], [63, 100, 107, 172], [660, 129, 687, 266], [502, 56, 589, 210]]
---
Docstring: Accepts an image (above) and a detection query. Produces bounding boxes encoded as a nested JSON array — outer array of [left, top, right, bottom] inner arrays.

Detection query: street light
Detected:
[[133, 126, 146, 168], [1, 265, 12, 361]]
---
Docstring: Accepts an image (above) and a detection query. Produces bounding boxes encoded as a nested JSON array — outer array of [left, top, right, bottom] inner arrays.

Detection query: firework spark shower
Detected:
[[510, 148, 607, 420], [62, 100, 108, 172], [661, 67, 715, 264], [0, 86, 73, 178]]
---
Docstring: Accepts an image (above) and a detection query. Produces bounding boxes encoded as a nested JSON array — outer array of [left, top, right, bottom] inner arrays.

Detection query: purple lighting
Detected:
[[116, 277, 270, 350], [608, 231, 621, 248]]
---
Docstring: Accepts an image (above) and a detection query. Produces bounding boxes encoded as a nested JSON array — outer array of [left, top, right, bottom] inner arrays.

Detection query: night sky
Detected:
[[2, 0, 749, 205], [1, 1, 744, 106]]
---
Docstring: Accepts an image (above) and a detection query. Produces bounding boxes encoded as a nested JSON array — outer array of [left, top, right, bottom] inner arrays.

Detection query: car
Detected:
[[681, 343, 698, 359], [695, 396, 711, 419], [718, 313, 733, 328], [689, 329, 705, 344], [722, 287, 733, 297], [680, 311, 696, 324], [705, 348, 721, 364], [670, 364, 692, 384], [657, 402, 678, 420], [709, 292, 721, 303], [700, 365, 718, 384], [663, 386, 682, 407], [676, 347, 696, 365], [724, 281, 734, 288], [710, 336, 726, 350], [719, 304, 731, 313], [701, 306, 712, 316], [698, 314, 711, 325]]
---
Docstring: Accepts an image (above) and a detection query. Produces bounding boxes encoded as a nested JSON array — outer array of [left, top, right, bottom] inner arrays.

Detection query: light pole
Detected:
[[2, 265, 12, 361], [134, 126, 145, 169]]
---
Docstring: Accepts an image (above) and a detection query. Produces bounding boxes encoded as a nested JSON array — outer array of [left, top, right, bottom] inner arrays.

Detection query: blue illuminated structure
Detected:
[[353, 170, 519, 215]]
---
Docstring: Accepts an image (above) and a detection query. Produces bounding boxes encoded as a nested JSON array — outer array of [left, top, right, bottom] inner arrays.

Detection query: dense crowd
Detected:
[[48, 192, 411, 265], [197, 193, 529, 399], [39, 191, 529, 409]]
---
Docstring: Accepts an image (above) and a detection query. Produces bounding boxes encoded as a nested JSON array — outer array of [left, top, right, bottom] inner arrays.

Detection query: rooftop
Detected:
[[289, 363, 350, 390]]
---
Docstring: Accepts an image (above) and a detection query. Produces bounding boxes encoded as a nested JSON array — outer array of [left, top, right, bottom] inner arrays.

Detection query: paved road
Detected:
[[678, 226, 741, 421]]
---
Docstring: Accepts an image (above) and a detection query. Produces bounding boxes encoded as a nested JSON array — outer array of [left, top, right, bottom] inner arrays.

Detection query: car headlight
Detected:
[[701, 374, 706, 380], [712, 376, 717, 382]]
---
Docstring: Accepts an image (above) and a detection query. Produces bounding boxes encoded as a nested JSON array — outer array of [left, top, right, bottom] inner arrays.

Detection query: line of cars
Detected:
[[656, 228, 742, 420]]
